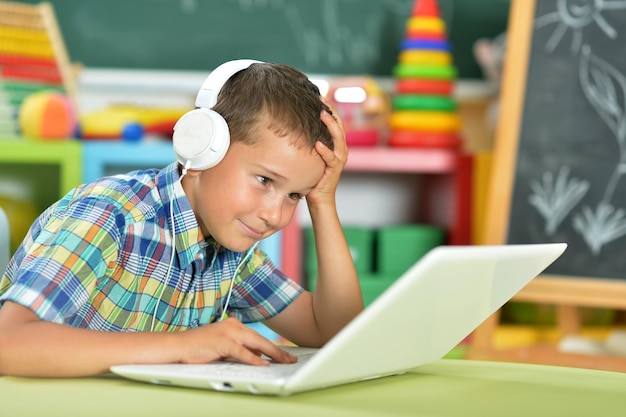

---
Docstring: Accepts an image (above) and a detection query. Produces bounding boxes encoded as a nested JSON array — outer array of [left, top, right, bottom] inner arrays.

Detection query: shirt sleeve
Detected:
[[228, 248, 303, 323], [0, 196, 121, 324]]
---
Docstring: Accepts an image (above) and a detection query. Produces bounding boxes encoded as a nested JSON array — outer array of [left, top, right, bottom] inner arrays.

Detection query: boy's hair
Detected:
[[211, 62, 334, 151]]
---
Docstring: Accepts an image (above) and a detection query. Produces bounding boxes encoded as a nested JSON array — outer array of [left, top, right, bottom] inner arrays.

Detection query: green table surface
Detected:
[[2, 359, 625, 417]]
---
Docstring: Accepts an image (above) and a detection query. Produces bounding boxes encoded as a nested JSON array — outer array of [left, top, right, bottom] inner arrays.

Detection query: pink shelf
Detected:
[[345, 147, 459, 173]]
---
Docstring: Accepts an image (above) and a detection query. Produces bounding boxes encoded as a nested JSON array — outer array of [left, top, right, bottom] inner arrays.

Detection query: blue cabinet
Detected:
[[82, 140, 176, 183]]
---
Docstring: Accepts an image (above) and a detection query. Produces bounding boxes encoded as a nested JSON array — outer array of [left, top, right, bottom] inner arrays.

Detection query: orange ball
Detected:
[[19, 91, 77, 139]]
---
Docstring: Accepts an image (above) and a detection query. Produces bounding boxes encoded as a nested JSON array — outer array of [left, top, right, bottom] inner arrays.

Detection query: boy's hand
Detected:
[[306, 97, 348, 207], [176, 317, 297, 366]]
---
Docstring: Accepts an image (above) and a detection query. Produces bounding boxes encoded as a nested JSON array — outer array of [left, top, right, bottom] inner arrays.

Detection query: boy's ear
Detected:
[[178, 164, 204, 178], [185, 168, 204, 177]]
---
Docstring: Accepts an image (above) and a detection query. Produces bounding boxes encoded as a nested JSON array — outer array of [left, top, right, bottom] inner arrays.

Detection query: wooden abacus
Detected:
[[0, 1, 77, 104]]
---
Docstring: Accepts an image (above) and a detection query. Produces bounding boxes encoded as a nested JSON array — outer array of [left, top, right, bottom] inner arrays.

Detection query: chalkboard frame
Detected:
[[484, 0, 626, 310]]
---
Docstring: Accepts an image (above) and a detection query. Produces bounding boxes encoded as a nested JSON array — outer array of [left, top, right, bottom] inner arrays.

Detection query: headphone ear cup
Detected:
[[172, 108, 230, 170]]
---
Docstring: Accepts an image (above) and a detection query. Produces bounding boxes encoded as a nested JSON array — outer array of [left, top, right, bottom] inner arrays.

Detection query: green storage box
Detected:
[[359, 273, 397, 306], [308, 273, 396, 307], [304, 226, 375, 275], [377, 224, 444, 275]]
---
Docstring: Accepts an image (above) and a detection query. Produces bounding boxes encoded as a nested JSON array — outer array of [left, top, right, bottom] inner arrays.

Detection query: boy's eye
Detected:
[[256, 175, 302, 201], [256, 175, 271, 186]]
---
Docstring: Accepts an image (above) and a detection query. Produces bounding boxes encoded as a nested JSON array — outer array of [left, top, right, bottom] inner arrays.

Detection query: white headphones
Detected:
[[173, 59, 263, 170]]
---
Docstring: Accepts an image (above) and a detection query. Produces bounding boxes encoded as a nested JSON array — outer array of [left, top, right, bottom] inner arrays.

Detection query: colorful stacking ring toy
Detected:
[[388, 0, 462, 150]]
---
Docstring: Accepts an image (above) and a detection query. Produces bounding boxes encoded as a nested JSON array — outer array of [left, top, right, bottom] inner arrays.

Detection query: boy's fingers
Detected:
[[198, 318, 296, 365], [319, 113, 347, 156], [320, 96, 345, 129], [244, 334, 297, 364], [232, 343, 296, 366], [234, 325, 297, 365], [225, 344, 269, 366]]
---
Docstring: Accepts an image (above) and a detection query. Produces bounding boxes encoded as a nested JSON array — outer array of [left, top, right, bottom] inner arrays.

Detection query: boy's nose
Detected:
[[258, 197, 283, 228]]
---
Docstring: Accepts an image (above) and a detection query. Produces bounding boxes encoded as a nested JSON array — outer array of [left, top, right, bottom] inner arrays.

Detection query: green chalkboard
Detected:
[[21, 0, 509, 78], [500, 0, 626, 280]]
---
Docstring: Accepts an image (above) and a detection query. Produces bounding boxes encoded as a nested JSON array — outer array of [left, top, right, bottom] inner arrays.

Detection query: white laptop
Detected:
[[111, 243, 567, 396]]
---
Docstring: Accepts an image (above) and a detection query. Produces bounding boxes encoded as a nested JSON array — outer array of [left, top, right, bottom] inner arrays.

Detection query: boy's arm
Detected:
[[0, 301, 296, 377], [265, 100, 364, 347]]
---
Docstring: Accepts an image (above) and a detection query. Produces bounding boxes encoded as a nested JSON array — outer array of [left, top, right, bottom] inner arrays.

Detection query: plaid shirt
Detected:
[[0, 163, 302, 332]]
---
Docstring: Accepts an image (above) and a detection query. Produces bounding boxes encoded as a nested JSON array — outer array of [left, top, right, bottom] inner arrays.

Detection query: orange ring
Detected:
[[395, 79, 454, 95], [388, 131, 462, 148]]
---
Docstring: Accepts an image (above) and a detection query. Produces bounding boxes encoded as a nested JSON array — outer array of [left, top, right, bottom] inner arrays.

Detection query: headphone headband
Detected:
[[195, 59, 263, 109]]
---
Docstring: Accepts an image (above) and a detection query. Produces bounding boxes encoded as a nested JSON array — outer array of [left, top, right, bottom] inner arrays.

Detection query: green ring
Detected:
[[393, 64, 457, 80], [393, 95, 457, 111]]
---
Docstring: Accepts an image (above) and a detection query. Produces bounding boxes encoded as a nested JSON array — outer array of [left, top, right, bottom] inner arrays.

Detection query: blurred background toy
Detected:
[[0, 2, 78, 139], [78, 105, 187, 141], [0, 179, 40, 254], [473, 32, 507, 136], [18, 90, 77, 139], [389, 0, 462, 149], [325, 76, 390, 147]]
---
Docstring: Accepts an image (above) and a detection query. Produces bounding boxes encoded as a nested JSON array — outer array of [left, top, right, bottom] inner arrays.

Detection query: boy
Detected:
[[0, 60, 363, 377]]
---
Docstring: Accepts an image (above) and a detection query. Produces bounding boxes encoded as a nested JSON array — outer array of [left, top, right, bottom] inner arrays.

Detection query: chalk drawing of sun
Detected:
[[535, 0, 626, 53]]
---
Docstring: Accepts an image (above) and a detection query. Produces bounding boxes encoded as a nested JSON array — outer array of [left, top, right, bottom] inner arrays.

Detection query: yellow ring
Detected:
[[406, 17, 446, 33], [399, 50, 452, 66], [389, 111, 460, 132]]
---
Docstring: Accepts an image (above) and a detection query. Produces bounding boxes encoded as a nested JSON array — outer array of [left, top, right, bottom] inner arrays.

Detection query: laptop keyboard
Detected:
[[189, 352, 316, 380]]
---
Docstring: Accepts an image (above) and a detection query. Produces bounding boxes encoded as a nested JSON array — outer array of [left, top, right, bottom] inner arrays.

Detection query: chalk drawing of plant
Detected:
[[529, 166, 589, 235], [579, 45, 626, 160], [565, 44, 626, 253], [573, 202, 626, 254]]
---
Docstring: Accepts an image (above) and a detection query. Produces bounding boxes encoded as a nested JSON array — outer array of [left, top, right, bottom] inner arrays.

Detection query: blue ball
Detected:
[[122, 123, 144, 141]]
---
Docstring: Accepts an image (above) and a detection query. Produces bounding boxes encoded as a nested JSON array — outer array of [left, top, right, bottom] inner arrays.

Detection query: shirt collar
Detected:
[[157, 162, 204, 268]]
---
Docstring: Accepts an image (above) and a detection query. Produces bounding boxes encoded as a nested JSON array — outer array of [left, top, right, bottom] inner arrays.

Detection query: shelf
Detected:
[[0, 138, 83, 253], [346, 147, 460, 173], [82, 140, 175, 183], [0, 138, 82, 197]]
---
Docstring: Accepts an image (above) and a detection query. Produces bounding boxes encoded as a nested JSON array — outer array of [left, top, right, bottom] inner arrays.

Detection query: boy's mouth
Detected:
[[238, 220, 264, 240]]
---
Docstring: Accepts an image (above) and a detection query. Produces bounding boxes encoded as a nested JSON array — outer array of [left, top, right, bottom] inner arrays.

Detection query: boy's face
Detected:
[[183, 123, 326, 252]]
